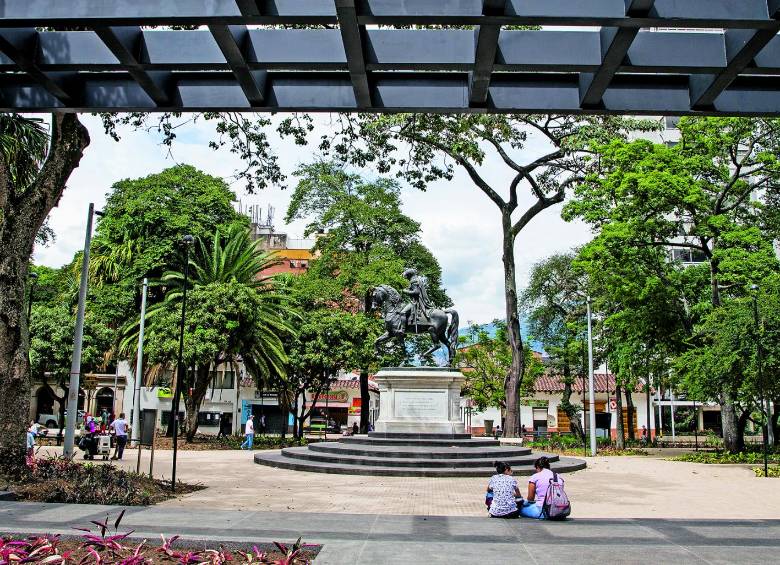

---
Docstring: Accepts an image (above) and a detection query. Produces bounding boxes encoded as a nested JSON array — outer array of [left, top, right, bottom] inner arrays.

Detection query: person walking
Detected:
[[241, 414, 255, 450], [109, 412, 129, 460]]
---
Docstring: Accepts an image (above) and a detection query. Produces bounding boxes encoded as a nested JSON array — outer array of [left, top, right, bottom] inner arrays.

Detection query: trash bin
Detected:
[[483, 419, 493, 437]]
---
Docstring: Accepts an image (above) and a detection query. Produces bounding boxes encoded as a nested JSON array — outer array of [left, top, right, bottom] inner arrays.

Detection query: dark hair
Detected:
[[494, 461, 511, 474], [534, 456, 551, 470]]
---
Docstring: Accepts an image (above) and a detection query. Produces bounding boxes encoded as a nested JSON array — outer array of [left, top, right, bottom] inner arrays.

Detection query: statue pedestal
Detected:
[[373, 367, 466, 436]]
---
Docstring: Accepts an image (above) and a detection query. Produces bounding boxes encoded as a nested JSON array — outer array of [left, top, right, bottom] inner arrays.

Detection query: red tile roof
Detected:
[[534, 372, 647, 394]]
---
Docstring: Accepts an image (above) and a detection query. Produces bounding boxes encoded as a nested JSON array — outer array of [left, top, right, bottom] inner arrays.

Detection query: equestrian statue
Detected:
[[372, 268, 459, 366]]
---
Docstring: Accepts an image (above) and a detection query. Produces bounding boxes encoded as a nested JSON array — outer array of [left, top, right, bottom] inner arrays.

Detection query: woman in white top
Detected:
[[521, 456, 562, 519], [486, 461, 522, 518]]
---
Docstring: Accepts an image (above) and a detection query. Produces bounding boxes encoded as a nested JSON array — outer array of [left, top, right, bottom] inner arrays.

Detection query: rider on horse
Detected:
[[400, 268, 432, 328]]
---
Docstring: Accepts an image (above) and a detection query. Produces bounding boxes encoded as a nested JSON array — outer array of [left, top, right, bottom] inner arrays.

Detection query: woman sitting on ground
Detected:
[[486, 461, 522, 518], [521, 456, 561, 519]]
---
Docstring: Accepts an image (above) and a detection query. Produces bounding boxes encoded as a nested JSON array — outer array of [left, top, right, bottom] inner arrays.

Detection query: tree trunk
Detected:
[[721, 394, 745, 453], [359, 369, 369, 434], [501, 211, 524, 438], [292, 392, 300, 439], [0, 114, 90, 455], [615, 385, 625, 449], [561, 363, 584, 440], [183, 365, 212, 441], [625, 388, 636, 440]]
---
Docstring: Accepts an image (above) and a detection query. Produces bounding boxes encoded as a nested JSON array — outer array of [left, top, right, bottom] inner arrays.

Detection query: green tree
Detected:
[[521, 252, 588, 440], [0, 113, 89, 454], [281, 308, 377, 439], [564, 117, 780, 452], [456, 320, 541, 417], [295, 114, 655, 437], [122, 226, 294, 440], [286, 161, 448, 432]]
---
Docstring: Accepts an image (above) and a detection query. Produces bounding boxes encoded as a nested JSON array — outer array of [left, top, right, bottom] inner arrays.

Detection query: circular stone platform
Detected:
[[254, 433, 587, 477]]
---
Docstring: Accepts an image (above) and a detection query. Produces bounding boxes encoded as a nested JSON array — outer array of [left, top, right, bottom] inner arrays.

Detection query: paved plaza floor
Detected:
[[1, 500, 778, 564], [38, 446, 780, 520]]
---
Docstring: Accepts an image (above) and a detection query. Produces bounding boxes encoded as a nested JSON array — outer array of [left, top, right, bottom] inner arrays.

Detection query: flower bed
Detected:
[[150, 434, 309, 451], [0, 511, 318, 564]]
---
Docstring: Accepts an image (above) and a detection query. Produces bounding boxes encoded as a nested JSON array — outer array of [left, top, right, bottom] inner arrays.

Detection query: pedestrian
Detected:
[[641, 425, 648, 445], [26, 422, 38, 463], [259, 413, 266, 435], [109, 412, 129, 460], [241, 414, 255, 450], [352, 422, 359, 435]]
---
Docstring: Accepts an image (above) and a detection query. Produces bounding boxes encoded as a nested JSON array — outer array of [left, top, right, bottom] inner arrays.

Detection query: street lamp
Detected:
[[63, 203, 103, 458], [27, 271, 38, 324], [171, 234, 194, 492], [750, 284, 769, 478]]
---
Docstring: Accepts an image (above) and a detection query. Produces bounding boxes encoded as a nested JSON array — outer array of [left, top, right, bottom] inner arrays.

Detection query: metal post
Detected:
[[171, 235, 193, 492], [656, 380, 663, 439], [694, 398, 699, 451], [586, 297, 597, 456], [646, 377, 652, 443], [63, 203, 96, 458], [131, 278, 148, 447], [670, 387, 676, 441], [751, 286, 769, 478]]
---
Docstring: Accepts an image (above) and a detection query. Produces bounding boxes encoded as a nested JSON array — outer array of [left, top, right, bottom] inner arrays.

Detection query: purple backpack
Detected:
[[543, 472, 571, 520]]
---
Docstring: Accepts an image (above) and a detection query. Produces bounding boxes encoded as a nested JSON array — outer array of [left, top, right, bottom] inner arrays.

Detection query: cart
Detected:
[[96, 434, 112, 460]]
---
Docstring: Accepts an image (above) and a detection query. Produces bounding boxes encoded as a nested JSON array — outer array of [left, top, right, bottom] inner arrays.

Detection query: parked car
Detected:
[[37, 410, 86, 429]]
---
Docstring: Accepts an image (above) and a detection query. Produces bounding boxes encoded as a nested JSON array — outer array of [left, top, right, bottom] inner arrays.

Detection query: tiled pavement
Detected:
[[1, 501, 778, 564]]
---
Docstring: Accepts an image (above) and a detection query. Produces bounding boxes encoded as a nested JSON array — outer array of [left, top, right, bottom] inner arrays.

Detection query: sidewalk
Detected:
[[1, 500, 778, 564]]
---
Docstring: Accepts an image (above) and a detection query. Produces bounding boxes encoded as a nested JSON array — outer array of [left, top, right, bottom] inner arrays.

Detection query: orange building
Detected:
[[249, 220, 316, 277]]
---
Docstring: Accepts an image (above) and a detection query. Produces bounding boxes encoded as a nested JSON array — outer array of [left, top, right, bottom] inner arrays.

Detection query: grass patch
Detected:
[[671, 451, 780, 465]]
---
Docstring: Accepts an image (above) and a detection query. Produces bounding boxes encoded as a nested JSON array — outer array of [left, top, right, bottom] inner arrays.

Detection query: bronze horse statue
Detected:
[[371, 284, 459, 366]]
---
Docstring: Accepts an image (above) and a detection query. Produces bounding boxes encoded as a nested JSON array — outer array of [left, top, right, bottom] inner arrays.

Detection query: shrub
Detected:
[[671, 452, 780, 465], [753, 466, 780, 478], [7, 457, 202, 506]]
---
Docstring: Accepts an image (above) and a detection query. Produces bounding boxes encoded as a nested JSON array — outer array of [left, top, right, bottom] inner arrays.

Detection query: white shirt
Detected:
[[110, 418, 128, 436], [245, 419, 254, 434]]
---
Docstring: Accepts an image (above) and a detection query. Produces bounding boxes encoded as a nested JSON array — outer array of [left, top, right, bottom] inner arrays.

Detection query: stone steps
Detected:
[[307, 441, 532, 459], [339, 436, 501, 448], [254, 451, 586, 477], [279, 446, 556, 468], [254, 432, 586, 477]]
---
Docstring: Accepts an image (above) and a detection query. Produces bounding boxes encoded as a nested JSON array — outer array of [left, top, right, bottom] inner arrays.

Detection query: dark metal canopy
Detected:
[[1, 0, 780, 115]]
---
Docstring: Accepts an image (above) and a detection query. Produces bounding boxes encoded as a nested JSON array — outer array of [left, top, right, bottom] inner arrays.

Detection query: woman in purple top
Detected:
[[521, 456, 562, 519], [486, 461, 522, 518]]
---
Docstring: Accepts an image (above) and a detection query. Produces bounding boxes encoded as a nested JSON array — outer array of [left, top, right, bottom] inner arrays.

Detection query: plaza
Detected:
[[2, 2, 780, 564]]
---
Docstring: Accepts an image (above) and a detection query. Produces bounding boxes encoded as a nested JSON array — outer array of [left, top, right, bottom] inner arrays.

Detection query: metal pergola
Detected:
[[1, 0, 779, 115]]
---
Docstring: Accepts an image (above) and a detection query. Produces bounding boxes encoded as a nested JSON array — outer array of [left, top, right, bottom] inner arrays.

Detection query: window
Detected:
[[197, 412, 223, 426]]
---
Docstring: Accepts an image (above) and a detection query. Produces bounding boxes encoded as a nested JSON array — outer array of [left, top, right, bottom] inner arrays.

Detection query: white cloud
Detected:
[[35, 114, 593, 324]]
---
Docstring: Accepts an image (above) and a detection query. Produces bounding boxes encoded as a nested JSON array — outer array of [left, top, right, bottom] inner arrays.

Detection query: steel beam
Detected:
[[208, 25, 266, 106], [469, 0, 505, 107], [93, 27, 173, 107], [0, 0, 778, 28], [579, 0, 654, 108], [335, 0, 371, 108], [690, 3, 780, 109]]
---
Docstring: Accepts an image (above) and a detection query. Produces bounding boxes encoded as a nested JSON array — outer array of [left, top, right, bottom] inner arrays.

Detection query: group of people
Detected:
[[78, 412, 129, 460], [486, 457, 565, 520]]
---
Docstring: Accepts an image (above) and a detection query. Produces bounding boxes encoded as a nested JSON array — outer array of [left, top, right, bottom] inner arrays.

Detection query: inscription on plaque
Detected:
[[394, 390, 447, 419]]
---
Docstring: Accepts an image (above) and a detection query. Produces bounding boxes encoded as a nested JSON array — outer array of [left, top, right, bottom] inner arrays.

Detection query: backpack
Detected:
[[542, 472, 571, 520]]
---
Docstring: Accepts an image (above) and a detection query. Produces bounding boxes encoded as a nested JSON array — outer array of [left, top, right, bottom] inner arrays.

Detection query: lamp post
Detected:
[[130, 278, 148, 447], [63, 203, 103, 458], [751, 284, 769, 478], [27, 271, 38, 324], [171, 235, 194, 492], [586, 296, 597, 456]]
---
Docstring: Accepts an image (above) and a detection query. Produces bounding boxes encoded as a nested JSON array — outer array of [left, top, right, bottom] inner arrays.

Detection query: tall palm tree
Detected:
[[121, 224, 295, 438]]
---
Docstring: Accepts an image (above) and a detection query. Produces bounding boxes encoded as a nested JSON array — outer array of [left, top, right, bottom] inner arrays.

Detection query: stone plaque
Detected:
[[394, 390, 447, 419]]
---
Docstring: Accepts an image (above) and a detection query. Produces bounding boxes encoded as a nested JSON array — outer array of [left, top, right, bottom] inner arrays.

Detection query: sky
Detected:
[[33, 114, 594, 325]]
